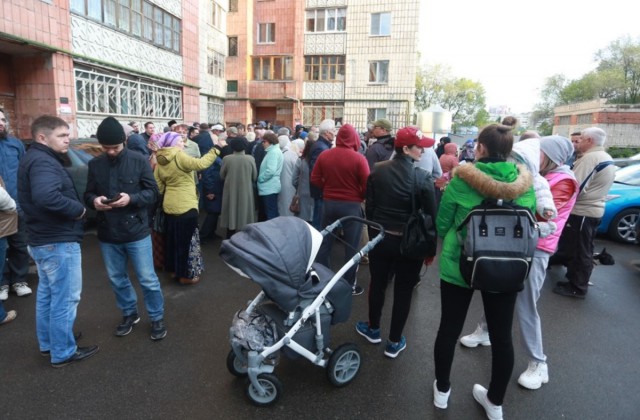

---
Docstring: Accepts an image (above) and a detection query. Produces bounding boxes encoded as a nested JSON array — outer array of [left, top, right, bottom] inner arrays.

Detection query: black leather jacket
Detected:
[[366, 154, 437, 232]]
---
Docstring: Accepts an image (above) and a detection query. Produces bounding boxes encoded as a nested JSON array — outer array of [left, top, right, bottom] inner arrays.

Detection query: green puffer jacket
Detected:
[[436, 160, 536, 288]]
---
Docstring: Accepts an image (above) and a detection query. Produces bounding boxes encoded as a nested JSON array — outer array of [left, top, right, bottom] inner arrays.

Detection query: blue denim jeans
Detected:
[[99, 236, 164, 321], [29, 242, 82, 363], [312, 198, 323, 230]]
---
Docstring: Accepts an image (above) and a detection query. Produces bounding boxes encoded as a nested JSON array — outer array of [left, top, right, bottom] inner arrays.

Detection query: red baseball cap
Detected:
[[394, 126, 435, 148]]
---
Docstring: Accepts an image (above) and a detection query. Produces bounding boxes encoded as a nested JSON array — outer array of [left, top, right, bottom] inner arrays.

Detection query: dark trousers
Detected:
[[2, 216, 29, 286], [261, 194, 279, 220], [367, 230, 422, 342], [200, 212, 220, 239], [316, 200, 363, 286], [563, 214, 600, 294], [434, 280, 517, 406]]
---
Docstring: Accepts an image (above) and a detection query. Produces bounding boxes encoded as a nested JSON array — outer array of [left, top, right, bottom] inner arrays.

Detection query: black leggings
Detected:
[[434, 280, 517, 405], [367, 230, 422, 343]]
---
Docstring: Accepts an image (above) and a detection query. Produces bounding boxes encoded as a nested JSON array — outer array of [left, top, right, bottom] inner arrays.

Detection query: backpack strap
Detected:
[[579, 160, 613, 193]]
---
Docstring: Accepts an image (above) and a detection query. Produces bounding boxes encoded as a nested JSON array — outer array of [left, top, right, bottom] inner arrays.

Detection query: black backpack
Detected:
[[457, 198, 539, 293]]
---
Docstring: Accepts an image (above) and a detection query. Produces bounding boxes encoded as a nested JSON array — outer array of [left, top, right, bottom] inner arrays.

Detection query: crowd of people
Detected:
[[0, 108, 617, 419]]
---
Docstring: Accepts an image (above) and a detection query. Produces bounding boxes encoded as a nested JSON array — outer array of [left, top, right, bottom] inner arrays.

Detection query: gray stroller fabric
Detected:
[[219, 216, 352, 320]]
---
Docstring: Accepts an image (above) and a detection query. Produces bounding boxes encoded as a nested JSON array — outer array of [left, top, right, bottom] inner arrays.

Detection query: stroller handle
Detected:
[[321, 216, 385, 257], [321, 216, 384, 237]]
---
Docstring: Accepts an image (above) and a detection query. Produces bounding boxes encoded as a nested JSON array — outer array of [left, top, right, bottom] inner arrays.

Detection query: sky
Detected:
[[419, 0, 640, 113]]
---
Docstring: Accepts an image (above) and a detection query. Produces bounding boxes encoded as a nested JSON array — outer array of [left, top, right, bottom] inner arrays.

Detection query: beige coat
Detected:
[[571, 146, 616, 218]]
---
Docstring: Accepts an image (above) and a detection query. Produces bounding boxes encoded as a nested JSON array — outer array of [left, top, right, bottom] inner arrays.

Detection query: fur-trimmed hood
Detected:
[[453, 162, 533, 201]]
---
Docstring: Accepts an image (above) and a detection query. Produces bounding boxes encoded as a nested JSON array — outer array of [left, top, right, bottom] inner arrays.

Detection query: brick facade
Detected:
[[554, 99, 640, 147]]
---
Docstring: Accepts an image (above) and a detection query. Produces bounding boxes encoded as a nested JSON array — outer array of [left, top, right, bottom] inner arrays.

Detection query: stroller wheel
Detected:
[[226, 349, 248, 377], [246, 373, 283, 406], [326, 343, 361, 387]]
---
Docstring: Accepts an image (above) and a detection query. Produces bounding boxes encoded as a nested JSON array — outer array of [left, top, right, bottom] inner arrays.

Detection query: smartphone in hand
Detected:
[[101, 193, 123, 204]]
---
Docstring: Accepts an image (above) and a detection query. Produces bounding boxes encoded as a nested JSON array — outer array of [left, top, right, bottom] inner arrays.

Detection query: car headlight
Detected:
[[604, 194, 622, 202]]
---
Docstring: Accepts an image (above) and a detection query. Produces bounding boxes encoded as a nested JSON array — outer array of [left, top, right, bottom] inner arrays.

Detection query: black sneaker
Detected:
[[40, 331, 83, 357], [352, 285, 364, 296], [552, 283, 586, 299], [51, 345, 100, 368], [150, 319, 167, 341], [115, 314, 140, 337]]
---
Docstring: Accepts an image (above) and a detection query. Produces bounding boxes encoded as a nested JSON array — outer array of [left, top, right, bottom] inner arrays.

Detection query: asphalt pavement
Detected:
[[1, 230, 639, 419]]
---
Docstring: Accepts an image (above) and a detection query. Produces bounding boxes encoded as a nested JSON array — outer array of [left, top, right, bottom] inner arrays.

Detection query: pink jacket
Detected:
[[537, 171, 578, 253]]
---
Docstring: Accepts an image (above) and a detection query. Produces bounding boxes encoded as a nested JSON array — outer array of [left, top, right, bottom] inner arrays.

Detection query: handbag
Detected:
[[400, 169, 436, 259], [289, 195, 300, 214], [152, 195, 167, 235]]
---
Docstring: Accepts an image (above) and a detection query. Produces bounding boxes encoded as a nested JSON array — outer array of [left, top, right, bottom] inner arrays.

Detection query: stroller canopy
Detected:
[[219, 217, 325, 309]]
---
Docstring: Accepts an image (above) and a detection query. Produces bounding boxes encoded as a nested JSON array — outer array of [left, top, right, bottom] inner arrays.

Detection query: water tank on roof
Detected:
[[417, 105, 452, 134]]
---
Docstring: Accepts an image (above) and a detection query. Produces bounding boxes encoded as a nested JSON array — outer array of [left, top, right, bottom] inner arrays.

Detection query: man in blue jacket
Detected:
[[84, 117, 166, 340], [0, 109, 31, 301], [18, 115, 99, 368]]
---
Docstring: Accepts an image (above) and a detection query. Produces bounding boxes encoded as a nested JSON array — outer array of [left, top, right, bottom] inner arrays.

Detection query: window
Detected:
[[207, 51, 225, 78], [577, 113, 592, 124], [304, 56, 345, 81], [367, 108, 387, 122], [558, 116, 571, 125], [306, 8, 346, 32], [303, 103, 344, 126], [229, 0, 238, 12], [252, 56, 293, 80], [70, 0, 182, 53], [257, 23, 275, 43], [369, 61, 389, 83], [371, 12, 391, 36], [210, 1, 224, 29], [228, 36, 238, 56], [75, 67, 182, 119], [227, 80, 238, 93], [207, 97, 224, 123]]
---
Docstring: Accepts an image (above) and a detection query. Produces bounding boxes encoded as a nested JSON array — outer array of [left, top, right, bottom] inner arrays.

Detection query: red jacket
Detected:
[[310, 124, 369, 202]]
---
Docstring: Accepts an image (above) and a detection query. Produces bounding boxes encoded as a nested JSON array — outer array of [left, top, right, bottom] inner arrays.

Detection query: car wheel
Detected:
[[608, 208, 640, 243]]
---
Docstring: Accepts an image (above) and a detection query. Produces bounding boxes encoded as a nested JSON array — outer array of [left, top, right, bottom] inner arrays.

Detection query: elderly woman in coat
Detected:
[[220, 137, 257, 238], [154, 131, 219, 285], [291, 139, 315, 223], [277, 134, 299, 217]]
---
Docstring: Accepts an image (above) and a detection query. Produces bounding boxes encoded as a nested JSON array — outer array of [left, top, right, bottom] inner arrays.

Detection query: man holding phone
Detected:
[[84, 116, 166, 340]]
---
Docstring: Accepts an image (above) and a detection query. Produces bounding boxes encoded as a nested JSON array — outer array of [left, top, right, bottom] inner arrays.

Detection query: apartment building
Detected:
[[0, 0, 228, 139], [1, 1, 419, 139], [225, 0, 421, 131]]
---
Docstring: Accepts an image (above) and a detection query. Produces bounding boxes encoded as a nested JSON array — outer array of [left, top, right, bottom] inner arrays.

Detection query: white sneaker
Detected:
[[0, 285, 8, 301], [460, 324, 491, 348], [11, 282, 32, 297], [433, 380, 450, 409], [472, 384, 503, 420], [518, 361, 549, 390]]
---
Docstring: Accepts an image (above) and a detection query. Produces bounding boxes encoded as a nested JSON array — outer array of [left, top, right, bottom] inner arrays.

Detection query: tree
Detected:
[[595, 36, 640, 104], [415, 64, 487, 130]]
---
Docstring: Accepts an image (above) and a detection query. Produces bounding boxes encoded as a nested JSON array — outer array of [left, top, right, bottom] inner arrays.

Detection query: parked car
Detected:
[[612, 152, 640, 169], [598, 164, 640, 243], [63, 138, 103, 221]]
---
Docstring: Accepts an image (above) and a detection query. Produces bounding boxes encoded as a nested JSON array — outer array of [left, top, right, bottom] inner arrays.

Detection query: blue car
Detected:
[[598, 165, 640, 243]]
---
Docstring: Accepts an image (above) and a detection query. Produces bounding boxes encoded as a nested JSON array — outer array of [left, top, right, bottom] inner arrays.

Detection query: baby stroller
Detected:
[[219, 216, 384, 406]]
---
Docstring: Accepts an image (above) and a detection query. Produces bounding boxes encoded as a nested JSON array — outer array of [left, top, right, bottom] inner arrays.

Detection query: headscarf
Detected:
[[540, 135, 575, 176], [157, 132, 182, 148]]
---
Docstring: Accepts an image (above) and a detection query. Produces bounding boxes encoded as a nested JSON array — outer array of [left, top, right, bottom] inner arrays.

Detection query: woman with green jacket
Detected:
[[432, 124, 536, 420], [154, 132, 219, 285]]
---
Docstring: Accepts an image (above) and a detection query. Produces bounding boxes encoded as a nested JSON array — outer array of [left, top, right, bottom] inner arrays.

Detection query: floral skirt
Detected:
[[165, 210, 204, 280]]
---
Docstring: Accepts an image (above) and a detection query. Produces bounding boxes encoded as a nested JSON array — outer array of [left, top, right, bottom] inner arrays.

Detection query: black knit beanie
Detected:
[[96, 116, 126, 145]]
